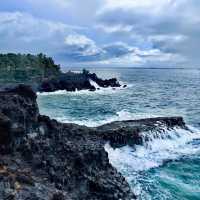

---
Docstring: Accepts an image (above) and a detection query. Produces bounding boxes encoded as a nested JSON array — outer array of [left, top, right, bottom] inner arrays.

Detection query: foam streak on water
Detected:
[[105, 126, 200, 172], [54, 110, 158, 127], [37, 84, 127, 97]]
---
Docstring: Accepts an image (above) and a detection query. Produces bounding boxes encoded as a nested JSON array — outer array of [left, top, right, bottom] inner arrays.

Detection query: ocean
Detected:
[[37, 68, 200, 200]]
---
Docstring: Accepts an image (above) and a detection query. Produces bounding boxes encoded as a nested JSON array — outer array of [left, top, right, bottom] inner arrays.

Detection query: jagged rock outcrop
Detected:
[[0, 53, 121, 93], [0, 85, 187, 199], [0, 85, 134, 200], [88, 73, 121, 88], [94, 117, 186, 148], [1, 71, 121, 93], [0, 85, 39, 153], [38, 71, 121, 92]]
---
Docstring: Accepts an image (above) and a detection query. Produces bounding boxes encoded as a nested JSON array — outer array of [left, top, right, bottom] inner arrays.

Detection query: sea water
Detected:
[[37, 68, 200, 199]]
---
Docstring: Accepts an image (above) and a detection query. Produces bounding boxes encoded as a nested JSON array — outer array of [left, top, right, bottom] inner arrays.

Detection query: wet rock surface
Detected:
[[0, 85, 187, 199], [0, 70, 121, 93], [88, 73, 121, 88], [0, 85, 134, 200], [95, 117, 186, 148], [38, 71, 121, 92]]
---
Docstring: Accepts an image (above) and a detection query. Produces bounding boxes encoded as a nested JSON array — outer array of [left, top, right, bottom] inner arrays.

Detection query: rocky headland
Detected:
[[0, 53, 121, 93], [0, 85, 187, 200], [38, 70, 121, 92]]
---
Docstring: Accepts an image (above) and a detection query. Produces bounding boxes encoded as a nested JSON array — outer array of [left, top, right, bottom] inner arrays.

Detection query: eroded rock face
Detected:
[[0, 85, 135, 200], [0, 85, 187, 199], [88, 73, 121, 88], [95, 117, 186, 148], [39, 71, 121, 92], [0, 85, 39, 153]]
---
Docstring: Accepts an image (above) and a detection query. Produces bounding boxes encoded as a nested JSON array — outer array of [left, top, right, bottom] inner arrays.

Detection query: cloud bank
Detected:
[[0, 0, 199, 67]]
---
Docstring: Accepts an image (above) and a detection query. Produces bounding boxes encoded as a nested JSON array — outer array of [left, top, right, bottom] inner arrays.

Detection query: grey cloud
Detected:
[[97, 0, 200, 66], [0, 11, 141, 65], [103, 42, 134, 58], [0, 0, 199, 67], [59, 40, 136, 63], [0, 12, 74, 54]]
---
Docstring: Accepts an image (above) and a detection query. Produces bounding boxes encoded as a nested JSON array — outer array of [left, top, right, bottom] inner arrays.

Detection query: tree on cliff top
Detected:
[[0, 53, 61, 82]]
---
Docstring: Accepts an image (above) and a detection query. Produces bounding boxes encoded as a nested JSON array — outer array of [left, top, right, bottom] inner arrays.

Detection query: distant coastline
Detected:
[[0, 53, 122, 92]]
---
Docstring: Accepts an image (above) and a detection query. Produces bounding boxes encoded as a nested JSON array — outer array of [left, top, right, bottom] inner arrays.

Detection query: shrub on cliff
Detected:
[[0, 53, 61, 83]]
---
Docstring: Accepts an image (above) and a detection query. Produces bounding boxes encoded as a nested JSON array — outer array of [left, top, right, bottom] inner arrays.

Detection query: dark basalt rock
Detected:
[[6, 84, 37, 100], [94, 117, 186, 148], [0, 113, 11, 153], [0, 70, 121, 93], [88, 73, 121, 88], [38, 71, 121, 93], [89, 86, 96, 92], [0, 85, 135, 200], [0, 85, 187, 199]]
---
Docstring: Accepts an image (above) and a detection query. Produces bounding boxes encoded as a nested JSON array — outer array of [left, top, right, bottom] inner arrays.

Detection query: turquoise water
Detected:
[[38, 68, 200, 199]]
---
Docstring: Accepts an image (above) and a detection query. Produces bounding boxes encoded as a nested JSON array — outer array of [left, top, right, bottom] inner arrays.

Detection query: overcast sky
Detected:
[[0, 0, 199, 68]]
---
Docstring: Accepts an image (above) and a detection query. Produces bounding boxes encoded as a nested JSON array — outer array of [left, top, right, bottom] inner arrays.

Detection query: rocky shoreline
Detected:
[[0, 85, 186, 199], [0, 54, 122, 92], [38, 70, 122, 93], [0, 69, 122, 93]]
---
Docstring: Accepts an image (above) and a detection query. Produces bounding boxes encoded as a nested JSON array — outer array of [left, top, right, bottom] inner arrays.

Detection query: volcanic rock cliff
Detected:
[[0, 85, 186, 200], [0, 85, 134, 200], [0, 53, 121, 92], [38, 70, 121, 92]]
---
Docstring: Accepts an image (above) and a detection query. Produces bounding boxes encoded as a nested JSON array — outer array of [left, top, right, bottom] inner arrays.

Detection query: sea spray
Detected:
[[105, 125, 200, 199], [37, 84, 126, 96], [89, 79, 100, 89], [105, 126, 200, 172]]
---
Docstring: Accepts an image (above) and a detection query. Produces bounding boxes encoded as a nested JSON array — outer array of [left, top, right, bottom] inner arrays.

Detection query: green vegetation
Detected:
[[0, 53, 61, 83]]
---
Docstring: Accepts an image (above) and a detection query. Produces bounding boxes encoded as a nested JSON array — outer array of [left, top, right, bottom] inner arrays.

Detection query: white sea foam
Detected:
[[89, 79, 100, 88], [37, 90, 70, 96], [37, 86, 126, 96], [37, 79, 131, 96], [57, 110, 158, 127], [105, 126, 200, 172]]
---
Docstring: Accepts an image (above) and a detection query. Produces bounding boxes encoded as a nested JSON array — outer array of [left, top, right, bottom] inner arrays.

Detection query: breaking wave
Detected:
[[56, 110, 158, 127], [37, 81, 131, 97], [104, 125, 200, 199], [105, 125, 200, 172]]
